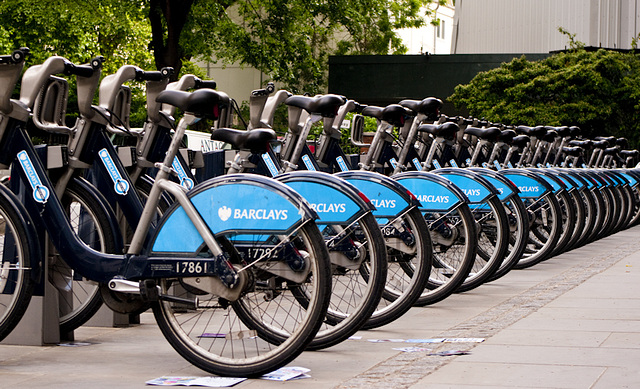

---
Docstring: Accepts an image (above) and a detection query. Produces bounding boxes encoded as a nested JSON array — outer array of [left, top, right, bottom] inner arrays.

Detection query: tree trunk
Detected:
[[149, 0, 194, 79]]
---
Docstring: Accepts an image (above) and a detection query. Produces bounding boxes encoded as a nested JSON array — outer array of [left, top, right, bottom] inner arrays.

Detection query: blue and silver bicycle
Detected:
[[0, 50, 333, 377]]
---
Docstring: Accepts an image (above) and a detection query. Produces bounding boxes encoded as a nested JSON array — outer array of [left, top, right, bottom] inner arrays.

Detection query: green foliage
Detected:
[[0, 0, 155, 127], [0, 0, 447, 127], [185, 0, 445, 94], [0, 0, 152, 68], [449, 49, 640, 149], [557, 27, 585, 51]]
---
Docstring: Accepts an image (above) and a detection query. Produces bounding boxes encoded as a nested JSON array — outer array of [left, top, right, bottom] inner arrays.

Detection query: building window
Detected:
[[437, 20, 445, 39]]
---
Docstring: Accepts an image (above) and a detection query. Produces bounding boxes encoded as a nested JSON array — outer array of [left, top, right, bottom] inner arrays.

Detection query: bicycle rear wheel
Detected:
[[486, 195, 528, 282], [547, 190, 576, 257], [152, 221, 332, 377]]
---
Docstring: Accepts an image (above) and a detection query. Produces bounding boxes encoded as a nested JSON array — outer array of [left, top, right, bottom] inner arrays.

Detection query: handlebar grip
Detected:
[[195, 79, 217, 89], [136, 67, 174, 81], [265, 82, 275, 93], [251, 82, 276, 96], [64, 56, 105, 77], [65, 63, 96, 78], [90, 56, 105, 69]]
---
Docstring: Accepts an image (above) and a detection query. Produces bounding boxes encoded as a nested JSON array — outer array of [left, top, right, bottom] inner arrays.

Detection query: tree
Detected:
[[1, 0, 449, 92], [448, 48, 640, 149], [0, 0, 449, 123], [149, 0, 449, 92], [0, 0, 154, 73]]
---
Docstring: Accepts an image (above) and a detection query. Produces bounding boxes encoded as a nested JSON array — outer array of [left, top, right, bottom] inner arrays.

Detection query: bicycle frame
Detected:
[[4, 97, 319, 307]]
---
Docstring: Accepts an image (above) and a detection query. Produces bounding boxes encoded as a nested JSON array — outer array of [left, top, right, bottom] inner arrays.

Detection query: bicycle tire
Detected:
[[0, 190, 36, 341], [152, 221, 332, 377], [361, 206, 432, 330], [514, 192, 562, 268], [54, 179, 119, 333], [598, 186, 617, 238], [304, 212, 387, 350], [621, 184, 637, 228], [457, 195, 509, 292], [563, 189, 587, 251], [626, 182, 640, 226], [486, 195, 528, 282], [573, 187, 597, 248], [547, 190, 576, 257], [414, 202, 476, 306], [610, 184, 630, 232], [584, 187, 607, 243]]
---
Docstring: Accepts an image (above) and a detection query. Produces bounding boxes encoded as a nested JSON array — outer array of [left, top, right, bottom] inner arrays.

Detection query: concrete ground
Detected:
[[1, 224, 639, 388]]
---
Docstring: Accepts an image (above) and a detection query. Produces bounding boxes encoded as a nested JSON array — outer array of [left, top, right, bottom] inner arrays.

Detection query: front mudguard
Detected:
[[0, 183, 43, 283], [148, 174, 319, 255]]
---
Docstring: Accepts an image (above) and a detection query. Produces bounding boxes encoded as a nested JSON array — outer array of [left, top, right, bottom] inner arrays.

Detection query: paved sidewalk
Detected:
[[1, 225, 639, 388]]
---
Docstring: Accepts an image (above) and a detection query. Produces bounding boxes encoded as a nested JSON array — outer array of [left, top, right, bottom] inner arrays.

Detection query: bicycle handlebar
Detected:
[[135, 67, 173, 82], [252, 82, 276, 97], [195, 79, 217, 89], [0, 48, 29, 116], [0, 48, 29, 65]]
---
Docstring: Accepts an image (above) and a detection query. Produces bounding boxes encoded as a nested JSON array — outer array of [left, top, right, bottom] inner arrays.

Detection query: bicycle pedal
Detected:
[[141, 279, 160, 301], [108, 279, 141, 294]]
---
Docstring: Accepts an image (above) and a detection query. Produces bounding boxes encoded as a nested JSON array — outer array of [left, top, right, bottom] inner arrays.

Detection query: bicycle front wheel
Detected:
[[52, 179, 120, 333], [152, 221, 332, 377], [415, 203, 477, 306], [457, 196, 510, 292], [0, 189, 36, 341], [363, 206, 431, 329]]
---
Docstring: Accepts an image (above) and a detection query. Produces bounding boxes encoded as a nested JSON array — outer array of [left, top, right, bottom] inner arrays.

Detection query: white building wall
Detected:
[[453, 0, 640, 54], [397, 3, 456, 54], [195, 60, 267, 103]]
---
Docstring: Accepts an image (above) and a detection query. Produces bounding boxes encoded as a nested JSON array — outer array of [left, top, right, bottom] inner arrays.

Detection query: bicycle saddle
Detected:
[[211, 128, 276, 154], [569, 139, 593, 149], [418, 122, 459, 140], [156, 89, 229, 120], [361, 104, 413, 128], [511, 135, 530, 148], [516, 125, 546, 138], [620, 149, 639, 158], [498, 129, 517, 143], [562, 146, 583, 157], [464, 126, 501, 141], [546, 126, 570, 137], [285, 94, 346, 117], [616, 137, 628, 148], [569, 126, 581, 137], [542, 130, 558, 143], [595, 136, 616, 146], [399, 97, 442, 120], [604, 146, 620, 155], [591, 140, 609, 149]]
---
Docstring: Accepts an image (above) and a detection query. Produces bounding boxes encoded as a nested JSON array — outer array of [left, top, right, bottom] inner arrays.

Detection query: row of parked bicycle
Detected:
[[0, 47, 638, 378]]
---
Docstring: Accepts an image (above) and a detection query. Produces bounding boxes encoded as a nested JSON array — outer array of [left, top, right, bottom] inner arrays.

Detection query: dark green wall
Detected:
[[328, 53, 550, 113]]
